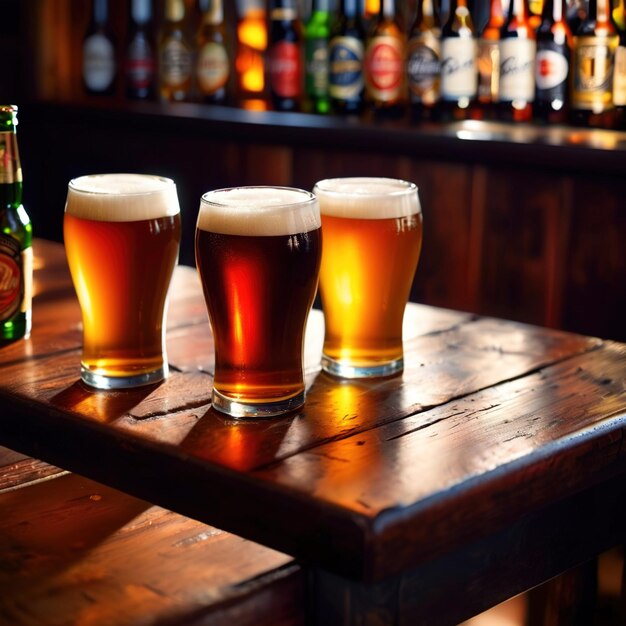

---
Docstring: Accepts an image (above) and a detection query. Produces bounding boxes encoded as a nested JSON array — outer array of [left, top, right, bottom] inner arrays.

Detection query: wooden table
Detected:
[[2, 239, 626, 625]]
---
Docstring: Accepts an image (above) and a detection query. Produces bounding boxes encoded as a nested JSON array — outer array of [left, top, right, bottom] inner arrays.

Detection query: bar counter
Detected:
[[1, 239, 626, 624]]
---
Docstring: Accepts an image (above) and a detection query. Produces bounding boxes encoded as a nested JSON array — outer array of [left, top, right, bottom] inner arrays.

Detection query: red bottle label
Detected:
[[365, 36, 404, 101], [0, 234, 22, 322], [268, 41, 302, 98]]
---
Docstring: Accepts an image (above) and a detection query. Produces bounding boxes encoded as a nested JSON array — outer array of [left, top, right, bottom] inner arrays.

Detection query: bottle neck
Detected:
[[507, 0, 530, 21], [419, 0, 436, 19], [311, 0, 330, 12], [0, 126, 23, 206], [379, 0, 396, 18], [165, 0, 185, 22], [131, 0, 152, 24], [270, 0, 298, 21], [341, 0, 361, 18], [93, 0, 108, 24], [488, 0, 504, 24], [201, 0, 224, 24]]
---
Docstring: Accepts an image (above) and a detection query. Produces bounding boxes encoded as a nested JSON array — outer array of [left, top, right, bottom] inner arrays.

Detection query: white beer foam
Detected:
[[197, 187, 321, 236], [66, 174, 180, 222], [314, 177, 421, 220]]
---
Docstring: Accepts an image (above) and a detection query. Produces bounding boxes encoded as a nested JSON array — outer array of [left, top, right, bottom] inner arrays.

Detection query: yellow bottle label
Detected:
[[572, 35, 618, 111]]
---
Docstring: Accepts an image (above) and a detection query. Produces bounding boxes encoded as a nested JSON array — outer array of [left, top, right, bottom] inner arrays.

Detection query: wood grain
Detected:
[[0, 472, 302, 626], [2, 241, 624, 588]]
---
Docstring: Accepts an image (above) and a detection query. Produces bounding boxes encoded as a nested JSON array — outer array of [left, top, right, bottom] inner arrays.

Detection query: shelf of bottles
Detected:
[[80, 0, 626, 131]]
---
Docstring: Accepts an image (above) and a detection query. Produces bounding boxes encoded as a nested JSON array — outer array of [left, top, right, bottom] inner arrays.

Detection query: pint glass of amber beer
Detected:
[[64, 174, 181, 389], [314, 177, 422, 378], [195, 187, 322, 418]]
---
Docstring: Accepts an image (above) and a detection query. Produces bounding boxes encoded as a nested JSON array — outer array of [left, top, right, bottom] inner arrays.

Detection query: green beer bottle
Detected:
[[305, 0, 332, 114], [0, 105, 32, 342]]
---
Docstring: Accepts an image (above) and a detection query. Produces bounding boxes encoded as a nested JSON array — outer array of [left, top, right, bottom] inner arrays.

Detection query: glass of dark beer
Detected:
[[64, 174, 181, 389], [195, 186, 322, 418], [314, 177, 422, 378]]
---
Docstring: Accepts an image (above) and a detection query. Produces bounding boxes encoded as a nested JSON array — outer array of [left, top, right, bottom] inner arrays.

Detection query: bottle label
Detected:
[[440, 38, 478, 99], [572, 36, 618, 110], [477, 39, 499, 102], [407, 32, 440, 104], [0, 234, 25, 323], [364, 35, 404, 102], [499, 39, 536, 101], [161, 38, 192, 87], [127, 37, 155, 90], [329, 36, 364, 101], [306, 38, 329, 97], [83, 33, 116, 91], [613, 45, 626, 106], [268, 40, 302, 98], [197, 42, 229, 94], [0, 132, 22, 184], [535, 42, 569, 102]]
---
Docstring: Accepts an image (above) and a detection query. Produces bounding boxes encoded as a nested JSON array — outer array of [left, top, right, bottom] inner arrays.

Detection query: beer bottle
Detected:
[[158, 0, 193, 101], [407, 0, 441, 121], [267, 0, 304, 112], [0, 106, 32, 342], [125, 0, 156, 100], [477, 0, 505, 118], [305, 0, 332, 114], [439, 0, 479, 120], [234, 0, 267, 109], [534, 0, 572, 124], [364, 0, 407, 117], [613, 17, 626, 128], [196, 0, 230, 104], [571, 0, 619, 128], [497, 0, 537, 122], [82, 0, 116, 96], [329, 0, 366, 115]]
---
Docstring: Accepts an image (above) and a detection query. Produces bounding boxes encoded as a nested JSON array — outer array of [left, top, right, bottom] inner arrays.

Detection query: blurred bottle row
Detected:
[[82, 0, 626, 129]]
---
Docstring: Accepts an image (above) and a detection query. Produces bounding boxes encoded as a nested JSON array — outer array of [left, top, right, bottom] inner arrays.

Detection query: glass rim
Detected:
[[200, 186, 317, 212], [313, 177, 418, 199], [68, 173, 176, 196]]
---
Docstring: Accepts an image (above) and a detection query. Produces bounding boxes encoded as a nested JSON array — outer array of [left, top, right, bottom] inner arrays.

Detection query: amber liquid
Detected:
[[64, 213, 181, 379], [195, 227, 321, 404], [319, 213, 422, 370]]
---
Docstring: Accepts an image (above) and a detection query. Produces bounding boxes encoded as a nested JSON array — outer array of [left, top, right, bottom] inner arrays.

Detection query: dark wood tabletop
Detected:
[[1, 239, 626, 625]]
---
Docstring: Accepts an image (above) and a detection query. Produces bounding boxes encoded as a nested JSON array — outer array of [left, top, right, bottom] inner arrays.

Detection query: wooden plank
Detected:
[[1, 341, 623, 582], [308, 474, 626, 626], [0, 447, 65, 493], [0, 473, 302, 626]]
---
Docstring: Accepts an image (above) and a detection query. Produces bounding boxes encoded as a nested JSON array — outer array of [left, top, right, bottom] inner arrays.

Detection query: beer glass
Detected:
[[195, 187, 322, 418], [314, 177, 422, 378], [64, 174, 181, 389]]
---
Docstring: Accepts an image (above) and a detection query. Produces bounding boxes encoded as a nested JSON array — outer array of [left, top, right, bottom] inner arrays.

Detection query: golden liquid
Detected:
[[64, 213, 181, 378], [319, 213, 422, 368]]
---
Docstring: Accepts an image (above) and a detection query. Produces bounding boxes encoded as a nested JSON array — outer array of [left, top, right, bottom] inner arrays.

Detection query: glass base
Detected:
[[321, 354, 404, 379], [81, 363, 168, 390], [211, 388, 305, 419]]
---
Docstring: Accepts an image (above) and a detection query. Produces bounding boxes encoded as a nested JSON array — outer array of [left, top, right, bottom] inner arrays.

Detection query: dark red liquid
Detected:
[[195, 227, 321, 403]]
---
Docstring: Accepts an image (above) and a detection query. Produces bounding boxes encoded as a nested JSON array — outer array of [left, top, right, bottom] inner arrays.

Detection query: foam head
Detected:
[[314, 177, 420, 220], [197, 187, 321, 236], [66, 174, 180, 222]]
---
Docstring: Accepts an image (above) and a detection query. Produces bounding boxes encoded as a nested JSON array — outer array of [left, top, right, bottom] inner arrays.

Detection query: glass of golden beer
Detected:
[[314, 177, 422, 378], [195, 187, 322, 418], [64, 174, 181, 389]]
